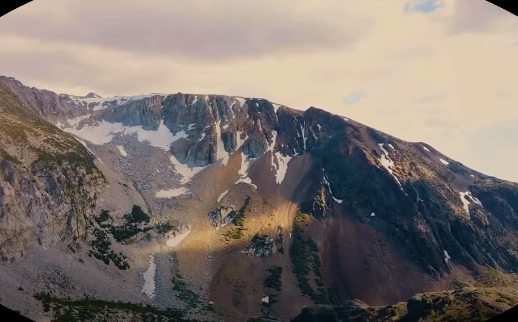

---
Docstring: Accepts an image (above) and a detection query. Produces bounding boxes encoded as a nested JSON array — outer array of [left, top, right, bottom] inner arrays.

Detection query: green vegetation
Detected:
[[449, 278, 469, 290], [87, 228, 129, 270], [249, 234, 276, 256], [124, 205, 151, 224], [0, 147, 21, 165], [172, 274, 202, 308], [96, 207, 175, 244], [156, 223, 174, 234], [232, 196, 251, 226], [0, 87, 99, 174], [264, 266, 283, 292], [0, 84, 108, 199], [262, 266, 283, 313], [33, 292, 187, 322], [293, 288, 517, 322], [88, 207, 179, 268], [289, 213, 328, 304], [223, 227, 246, 240], [93, 209, 112, 228], [414, 295, 507, 322], [327, 283, 343, 305], [476, 268, 509, 287], [89, 207, 177, 269], [110, 206, 153, 243], [222, 196, 251, 240]]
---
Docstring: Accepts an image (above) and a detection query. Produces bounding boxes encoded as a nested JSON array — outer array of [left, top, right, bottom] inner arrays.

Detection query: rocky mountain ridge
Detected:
[[0, 75, 517, 322]]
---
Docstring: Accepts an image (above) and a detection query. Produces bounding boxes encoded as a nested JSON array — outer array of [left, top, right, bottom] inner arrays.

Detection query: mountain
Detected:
[[0, 75, 517, 322]]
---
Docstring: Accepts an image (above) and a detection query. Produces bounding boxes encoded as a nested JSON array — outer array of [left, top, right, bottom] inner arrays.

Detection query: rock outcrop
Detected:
[[290, 287, 518, 322], [0, 82, 104, 263]]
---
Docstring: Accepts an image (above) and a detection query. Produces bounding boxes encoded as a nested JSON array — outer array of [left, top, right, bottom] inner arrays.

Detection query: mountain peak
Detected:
[[85, 92, 102, 99]]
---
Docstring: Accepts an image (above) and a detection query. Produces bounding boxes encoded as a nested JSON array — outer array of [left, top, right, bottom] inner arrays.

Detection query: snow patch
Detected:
[[155, 187, 189, 198], [300, 123, 307, 150], [388, 144, 395, 150], [66, 115, 90, 128], [235, 153, 257, 188], [197, 132, 206, 141], [378, 143, 403, 189], [217, 189, 229, 203], [421, 145, 430, 152], [459, 192, 471, 218], [444, 250, 451, 264], [439, 158, 449, 165], [117, 145, 128, 157], [214, 121, 229, 166], [72, 94, 154, 111], [236, 177, 257, 189], [268, 131, 277, 152], [370, 212, 376, 217], [238, 153, 251, 178], [470, 174, 475, 178], [323, 172, 342, 203], [272, 152, 292, 185], [459, 191, 483, 218], [166, 230, 191, 248], [262, 296, 269, 303], [75, 138, 95, 155], [169, 155, 206, 184], [64, 120, 187, 149], [235, 97, 246, 106], [142, 255, 156, 298], [341, 116, 349, 122], [272, 103, 281, 113], [187, 123, 196, 131]]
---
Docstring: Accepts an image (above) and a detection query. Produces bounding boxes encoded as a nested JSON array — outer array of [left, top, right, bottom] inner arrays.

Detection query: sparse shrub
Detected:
[[264, 266, 283, 291]]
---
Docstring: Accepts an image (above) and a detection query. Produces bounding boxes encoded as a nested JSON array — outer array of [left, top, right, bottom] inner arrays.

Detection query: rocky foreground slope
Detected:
[[290, 287, 518, 322], [0, 75, 517, 322]]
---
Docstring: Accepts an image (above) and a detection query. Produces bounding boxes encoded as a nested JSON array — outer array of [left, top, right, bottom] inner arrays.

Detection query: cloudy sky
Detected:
[[1, 0, 517, 181]]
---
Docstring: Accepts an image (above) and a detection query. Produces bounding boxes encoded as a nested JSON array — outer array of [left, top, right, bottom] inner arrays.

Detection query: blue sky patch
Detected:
[[343, 91, 367, 105], [404, 0, 444, 14]]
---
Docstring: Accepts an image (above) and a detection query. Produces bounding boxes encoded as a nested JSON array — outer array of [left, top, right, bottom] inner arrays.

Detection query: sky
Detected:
[[0, 0, 517, 182]]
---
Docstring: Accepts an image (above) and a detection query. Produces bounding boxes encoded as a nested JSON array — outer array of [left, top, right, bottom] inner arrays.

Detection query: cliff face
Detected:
[[0, 82, 104, 263]]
